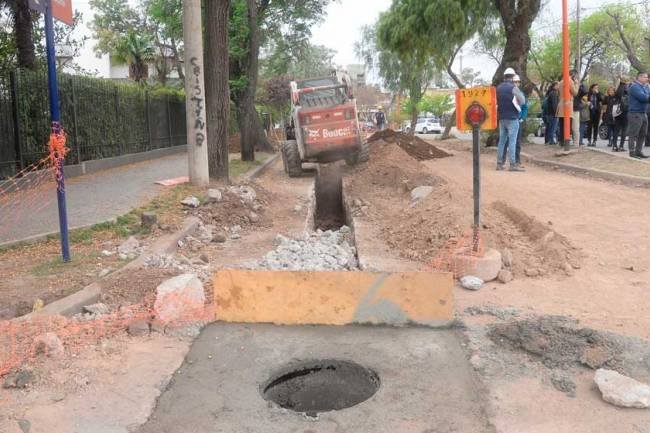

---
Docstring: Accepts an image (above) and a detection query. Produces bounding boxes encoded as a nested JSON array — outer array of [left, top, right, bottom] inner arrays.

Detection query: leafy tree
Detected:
[[113, 31, 155, 82], [262, 40, 336, 79], [227, 0, 333, 161], [460, 67, 480, 87], [90, 0, 183, 83], [418, 94, 453, 118]]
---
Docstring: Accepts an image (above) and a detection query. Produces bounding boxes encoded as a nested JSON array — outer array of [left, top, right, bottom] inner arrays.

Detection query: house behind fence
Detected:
[[0, 69, 187, 179]]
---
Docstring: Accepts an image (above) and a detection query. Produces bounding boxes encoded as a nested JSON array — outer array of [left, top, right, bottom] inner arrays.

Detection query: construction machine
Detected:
[[282, 72, 369, 177]]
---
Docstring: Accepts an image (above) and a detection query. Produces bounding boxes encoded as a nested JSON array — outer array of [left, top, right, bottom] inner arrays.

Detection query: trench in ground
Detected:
[[314, 164, 346, 231]]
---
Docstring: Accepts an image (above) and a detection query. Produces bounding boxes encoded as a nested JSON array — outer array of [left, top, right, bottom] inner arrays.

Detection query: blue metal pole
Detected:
[[45, 0, 70, 262]]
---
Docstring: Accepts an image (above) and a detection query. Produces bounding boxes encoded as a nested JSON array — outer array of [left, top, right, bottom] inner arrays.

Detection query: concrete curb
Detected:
[[521, 152, 650, 188], [241, 153, 279, 181], [13, 217, 200, 321]]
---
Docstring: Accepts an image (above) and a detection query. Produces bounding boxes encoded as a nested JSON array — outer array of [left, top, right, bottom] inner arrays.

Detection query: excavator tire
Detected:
[[282, 140, 302, 177], [345, 140, 369, 166]]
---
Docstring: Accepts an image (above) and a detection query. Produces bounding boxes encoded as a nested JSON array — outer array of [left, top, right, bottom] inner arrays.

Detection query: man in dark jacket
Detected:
[[544, 82, 559, 144], [626, 71, 650, 159], [496, 68, 526, 171]]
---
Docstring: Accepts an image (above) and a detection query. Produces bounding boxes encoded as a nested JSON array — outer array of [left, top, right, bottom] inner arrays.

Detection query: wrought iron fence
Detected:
[[0, 69, 187, 179]]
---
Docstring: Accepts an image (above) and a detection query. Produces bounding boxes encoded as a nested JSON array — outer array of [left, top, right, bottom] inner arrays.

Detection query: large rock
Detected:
[[206, 189, 223, 203], [33, 332, 64, 358], [594, 368, 650, 408], [460, 276, 483, 291], [154, 274, 206, 324], [117, 236, 140, 255], [181, 196, 200, 208], [410, 186, 434, 203], [452, 248, 502, 282]]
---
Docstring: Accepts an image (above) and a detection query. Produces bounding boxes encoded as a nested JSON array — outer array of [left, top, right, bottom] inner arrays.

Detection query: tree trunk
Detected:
[[11, 0, 36, 70], [442, 46, 465, 140], [487, 0, 541, 146], [204, 0, 229, 180], [235, 0, 272, 161]]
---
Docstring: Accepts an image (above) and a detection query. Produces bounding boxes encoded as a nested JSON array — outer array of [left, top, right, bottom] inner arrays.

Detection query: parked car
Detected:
[[403, 117, 443, 134]]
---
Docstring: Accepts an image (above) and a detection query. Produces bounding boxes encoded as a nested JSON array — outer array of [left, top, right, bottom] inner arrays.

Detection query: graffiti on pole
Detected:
[[189, 57, 205, 147]]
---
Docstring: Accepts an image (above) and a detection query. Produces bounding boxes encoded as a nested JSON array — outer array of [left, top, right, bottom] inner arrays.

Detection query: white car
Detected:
[[406, 118, 443, 134]]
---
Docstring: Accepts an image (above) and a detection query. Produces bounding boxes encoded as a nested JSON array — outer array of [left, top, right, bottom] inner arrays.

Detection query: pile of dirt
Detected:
[[191, 183, 274, 232], [488, 316, 621, 369], [368, 128, 451, 160], [100, 268, 180, 307], [484, 201, 583, 278], [345, 139, 466, 262]]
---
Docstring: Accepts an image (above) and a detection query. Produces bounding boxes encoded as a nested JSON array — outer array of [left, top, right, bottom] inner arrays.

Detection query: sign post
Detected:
[[455, 87, 497, 252], [30, 0, 74, 262]]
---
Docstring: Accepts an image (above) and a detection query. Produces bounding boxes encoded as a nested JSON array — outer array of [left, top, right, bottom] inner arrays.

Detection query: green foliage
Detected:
[[12, 68, 185, 167], [228, 0, 250, 93], [113, 31, 156, 82], [262, 41, 336, 79], [89, 0, 182, 83], [418, 94, 453, 117]]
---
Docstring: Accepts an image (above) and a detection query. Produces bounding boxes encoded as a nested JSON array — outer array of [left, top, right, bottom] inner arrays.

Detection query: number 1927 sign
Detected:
[[455, 86, 497, 131], [29, 0, 73, 26]]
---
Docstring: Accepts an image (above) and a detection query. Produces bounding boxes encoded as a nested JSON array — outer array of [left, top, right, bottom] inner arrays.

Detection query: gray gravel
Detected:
[[256, 226, 358, 271]]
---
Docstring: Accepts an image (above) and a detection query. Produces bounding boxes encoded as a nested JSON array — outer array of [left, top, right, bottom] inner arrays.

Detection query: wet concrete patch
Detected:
[[137, 323, 493, 433]]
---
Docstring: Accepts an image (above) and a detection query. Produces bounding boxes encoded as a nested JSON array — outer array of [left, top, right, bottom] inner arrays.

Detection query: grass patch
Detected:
[[229, 153, 271, 178], [29, 252, 101, 277]]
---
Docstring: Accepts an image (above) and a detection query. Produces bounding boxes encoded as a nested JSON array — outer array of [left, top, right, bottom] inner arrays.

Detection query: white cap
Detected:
[[513, 74, 521, 82], [504, 67, 516, 76]]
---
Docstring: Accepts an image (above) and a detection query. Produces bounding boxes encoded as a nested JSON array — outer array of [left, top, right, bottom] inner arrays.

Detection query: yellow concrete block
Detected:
[[213, 270, 453, 327]]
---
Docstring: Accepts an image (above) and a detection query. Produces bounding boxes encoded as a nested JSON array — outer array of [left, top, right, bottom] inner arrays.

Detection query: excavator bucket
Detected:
[[213, 270, 454, 327]]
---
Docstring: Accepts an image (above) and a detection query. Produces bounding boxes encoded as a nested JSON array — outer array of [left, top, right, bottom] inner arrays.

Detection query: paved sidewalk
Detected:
[[0, 153, 188, 245]]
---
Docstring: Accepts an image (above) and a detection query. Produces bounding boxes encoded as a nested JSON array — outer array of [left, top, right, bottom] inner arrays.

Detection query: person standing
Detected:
[[544, 82, 559, 145], [586, 84, 603, 146], [496, 68, 526, 171], [579, 95, 590, 146], [375, 107, 386, 131], [626, 71, 650, 159], [614, 76, 630, 152], [501, 75, 527, 166], [557, 70, 580, 149], [602, 86, 619, 150]]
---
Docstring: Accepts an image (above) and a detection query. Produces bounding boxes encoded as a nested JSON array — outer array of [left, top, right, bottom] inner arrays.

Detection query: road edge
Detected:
[[521, 151, 650, 188]]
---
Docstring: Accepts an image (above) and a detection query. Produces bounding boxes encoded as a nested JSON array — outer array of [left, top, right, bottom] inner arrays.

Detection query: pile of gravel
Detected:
[[257, 227, 358, 271]]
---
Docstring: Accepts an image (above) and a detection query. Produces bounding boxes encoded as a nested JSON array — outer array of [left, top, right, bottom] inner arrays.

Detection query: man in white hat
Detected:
[[496, 67, 526, 171]]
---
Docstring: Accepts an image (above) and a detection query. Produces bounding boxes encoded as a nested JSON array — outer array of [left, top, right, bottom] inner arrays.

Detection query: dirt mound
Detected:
[[192, 183, 273, 232], [489, 316, 621, 369], [484, 201, 583, 278], [348, 139, 439, 191], [101, 268, 180, 307], [367, 128, 451, 160], [345, 139, 464, 262]]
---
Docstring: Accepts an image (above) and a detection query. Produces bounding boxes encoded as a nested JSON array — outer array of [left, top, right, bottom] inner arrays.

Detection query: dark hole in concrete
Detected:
[[314, 165, 345, 231], [262, 359, 380, 417]]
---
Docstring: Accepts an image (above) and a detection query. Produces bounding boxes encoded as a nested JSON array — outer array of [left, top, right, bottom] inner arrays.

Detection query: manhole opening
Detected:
[[262, 359, 380, 416], [314, 165, 345, 231]]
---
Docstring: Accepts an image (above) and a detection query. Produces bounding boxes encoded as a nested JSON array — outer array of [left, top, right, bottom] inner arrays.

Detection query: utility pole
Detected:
[[575, 0, 581, 75], [183, 0, 210, 186]]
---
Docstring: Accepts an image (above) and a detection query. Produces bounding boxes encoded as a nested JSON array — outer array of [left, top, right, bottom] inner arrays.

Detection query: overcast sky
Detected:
[[311, 0, 624, 84]]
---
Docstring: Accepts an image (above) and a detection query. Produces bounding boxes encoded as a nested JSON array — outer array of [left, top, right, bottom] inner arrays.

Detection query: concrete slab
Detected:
[[137, 323, 493, 433], [213, 270, 454, 327]]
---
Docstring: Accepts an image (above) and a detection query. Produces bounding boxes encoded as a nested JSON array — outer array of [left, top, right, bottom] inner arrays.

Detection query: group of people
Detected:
[[542, 70, 650, 159]]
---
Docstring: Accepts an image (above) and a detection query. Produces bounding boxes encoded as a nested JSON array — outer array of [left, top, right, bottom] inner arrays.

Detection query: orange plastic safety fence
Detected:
[[0, 292, 214, 379], [429, 227, 485, 278]]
